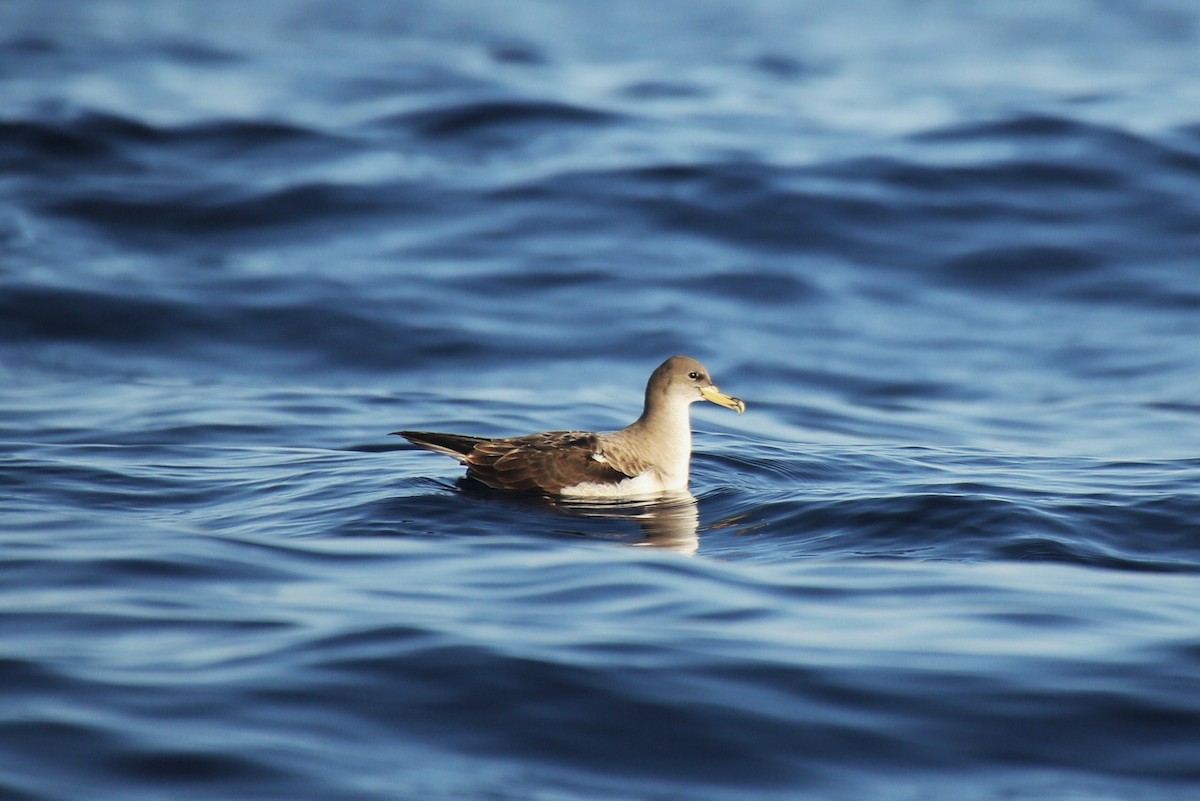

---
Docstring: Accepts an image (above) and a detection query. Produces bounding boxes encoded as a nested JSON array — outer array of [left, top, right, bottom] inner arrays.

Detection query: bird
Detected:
[[394, 355, 745, 498]]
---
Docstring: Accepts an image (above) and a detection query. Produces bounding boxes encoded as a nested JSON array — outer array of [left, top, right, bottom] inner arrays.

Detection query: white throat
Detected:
[[637, 396, 694, 489]]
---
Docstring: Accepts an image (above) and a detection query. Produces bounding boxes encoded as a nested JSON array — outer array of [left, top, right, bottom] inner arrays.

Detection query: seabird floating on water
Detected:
[[394, 355, 744, 498]]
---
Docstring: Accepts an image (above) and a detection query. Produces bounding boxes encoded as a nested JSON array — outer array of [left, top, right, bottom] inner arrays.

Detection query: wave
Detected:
[[0, 112, 339, 173]]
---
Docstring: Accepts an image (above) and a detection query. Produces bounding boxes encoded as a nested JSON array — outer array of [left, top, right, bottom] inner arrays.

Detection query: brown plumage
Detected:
[[394, 356, 745, 497]]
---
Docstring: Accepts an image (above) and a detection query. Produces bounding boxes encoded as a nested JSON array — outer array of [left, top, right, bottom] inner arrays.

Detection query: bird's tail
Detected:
[[392, 430, 489, 462]]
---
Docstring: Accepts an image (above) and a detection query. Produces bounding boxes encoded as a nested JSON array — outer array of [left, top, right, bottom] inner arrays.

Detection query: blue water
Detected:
[[3, 1, 1200, 799]]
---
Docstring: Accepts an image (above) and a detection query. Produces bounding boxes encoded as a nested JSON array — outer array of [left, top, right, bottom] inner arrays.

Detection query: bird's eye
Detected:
[[688, 371, 701, 380]]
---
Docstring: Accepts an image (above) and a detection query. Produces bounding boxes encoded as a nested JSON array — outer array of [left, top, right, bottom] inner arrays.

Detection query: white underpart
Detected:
[[558, 471, 675, 498], [562, 393, 696, 498]]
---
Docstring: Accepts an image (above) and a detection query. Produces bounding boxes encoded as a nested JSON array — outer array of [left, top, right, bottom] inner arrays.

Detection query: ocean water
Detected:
[[2, 1, 1200, 799]]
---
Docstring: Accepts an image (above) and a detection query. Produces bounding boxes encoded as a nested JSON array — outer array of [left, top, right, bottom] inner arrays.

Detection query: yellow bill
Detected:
[[700, 385, 746, 415]]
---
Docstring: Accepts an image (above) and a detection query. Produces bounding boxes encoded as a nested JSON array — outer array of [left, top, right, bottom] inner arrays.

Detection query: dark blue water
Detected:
[[3, 2, 1200, 799]]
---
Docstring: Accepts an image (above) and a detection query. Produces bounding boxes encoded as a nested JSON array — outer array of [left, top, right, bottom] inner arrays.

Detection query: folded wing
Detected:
[[466, 431, 643, 493]]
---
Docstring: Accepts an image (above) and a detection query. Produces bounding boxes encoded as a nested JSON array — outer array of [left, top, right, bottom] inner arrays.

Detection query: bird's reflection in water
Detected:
[[456, 481, 700, 554], [552, 491, 700, 555]]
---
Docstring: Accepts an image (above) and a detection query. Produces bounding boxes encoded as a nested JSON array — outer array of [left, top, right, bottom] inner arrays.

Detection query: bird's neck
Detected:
[[627, 398, 693, 483]]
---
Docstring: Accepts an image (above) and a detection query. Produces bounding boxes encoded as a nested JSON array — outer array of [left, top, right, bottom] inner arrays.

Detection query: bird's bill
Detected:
[[700, 385, 746, 415]]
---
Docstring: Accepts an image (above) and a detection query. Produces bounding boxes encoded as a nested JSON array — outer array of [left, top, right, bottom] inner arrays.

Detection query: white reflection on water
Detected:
[[553, 490, 701, 554]]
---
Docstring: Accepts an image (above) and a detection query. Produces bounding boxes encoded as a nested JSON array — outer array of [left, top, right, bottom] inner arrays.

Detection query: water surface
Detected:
[[2, 2, 1199, 799]]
